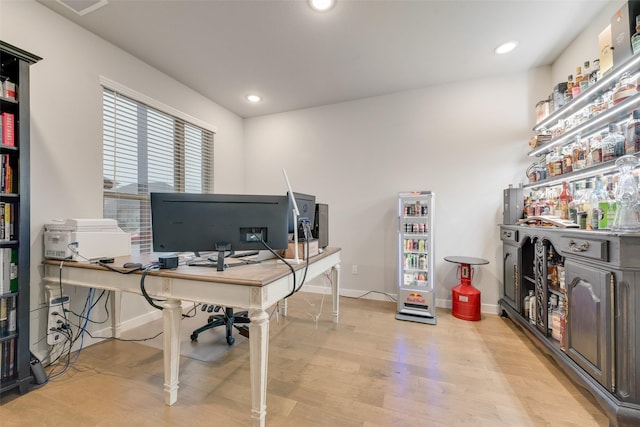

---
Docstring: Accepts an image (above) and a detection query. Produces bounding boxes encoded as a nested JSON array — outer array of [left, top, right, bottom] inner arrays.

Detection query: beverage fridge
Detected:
[[396, 191, 436, 325]]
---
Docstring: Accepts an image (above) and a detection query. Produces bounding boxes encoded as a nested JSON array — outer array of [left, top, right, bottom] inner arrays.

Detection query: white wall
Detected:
[[243, 69, 547, 311], [0, 0, 245, 357]]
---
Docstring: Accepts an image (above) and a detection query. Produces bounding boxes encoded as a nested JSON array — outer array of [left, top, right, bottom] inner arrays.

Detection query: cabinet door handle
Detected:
[[568, 240, 589, 252]]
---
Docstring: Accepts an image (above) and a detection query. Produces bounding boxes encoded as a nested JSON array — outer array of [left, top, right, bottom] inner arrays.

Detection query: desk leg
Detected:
[[110, 290, 122, 338], [279, 298, 288, 317], [250, 309, 269, 427], [163, 298, 181, 405], [331, 263, 341, 323]]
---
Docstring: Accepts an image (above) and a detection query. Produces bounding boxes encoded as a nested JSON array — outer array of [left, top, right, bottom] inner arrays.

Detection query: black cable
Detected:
[[139, 265, 165, 311], [259, 238, 297, 297]]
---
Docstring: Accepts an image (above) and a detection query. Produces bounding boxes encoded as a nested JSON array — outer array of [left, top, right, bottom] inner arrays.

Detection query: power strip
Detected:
[[47, 295, 70, 345]]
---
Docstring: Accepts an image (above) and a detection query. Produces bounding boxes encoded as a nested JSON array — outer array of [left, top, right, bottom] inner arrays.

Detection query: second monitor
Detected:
[[288, 192, 316, 241]]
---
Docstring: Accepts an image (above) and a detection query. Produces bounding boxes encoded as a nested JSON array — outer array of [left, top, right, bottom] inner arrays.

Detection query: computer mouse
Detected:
[[123, 262, 143, 269]]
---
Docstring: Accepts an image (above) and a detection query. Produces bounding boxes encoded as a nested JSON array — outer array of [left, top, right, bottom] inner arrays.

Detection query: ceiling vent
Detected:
[[56, 0, 108, 16]]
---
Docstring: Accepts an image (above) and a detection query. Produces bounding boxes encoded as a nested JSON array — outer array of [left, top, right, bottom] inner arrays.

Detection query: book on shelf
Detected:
[[9, 249, 17, 293], [6, 295, 16, 334], [3, 81, 16, 101], [1, 337, 15, 378], [1, 112, 14, 147], [0, 297, 6, 333], [0, 248, 17, 294], [0, 202, 15, 240], [1, 154, 13, 193]]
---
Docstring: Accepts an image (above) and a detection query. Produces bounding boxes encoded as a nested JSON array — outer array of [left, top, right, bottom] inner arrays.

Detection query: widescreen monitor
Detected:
[[150, 192, 290, 259]]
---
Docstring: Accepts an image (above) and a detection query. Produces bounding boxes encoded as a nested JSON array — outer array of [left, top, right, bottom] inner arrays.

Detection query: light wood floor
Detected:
[[0, 292, 608, 426]]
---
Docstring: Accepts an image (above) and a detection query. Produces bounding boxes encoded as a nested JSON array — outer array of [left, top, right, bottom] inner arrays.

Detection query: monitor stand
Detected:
[[215, 243, 232, 271]]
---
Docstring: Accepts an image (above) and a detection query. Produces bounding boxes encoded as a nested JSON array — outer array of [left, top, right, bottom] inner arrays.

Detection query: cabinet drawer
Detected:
[[559, 236, 608, 261], [501, 229, 518, 243]]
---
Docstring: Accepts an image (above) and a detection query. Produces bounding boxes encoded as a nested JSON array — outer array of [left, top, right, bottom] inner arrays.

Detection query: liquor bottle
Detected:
[[589, 133, 603, 166], [552, 84, 565, 111], [548, 293, 558, 335], [626, 109, 640, 154], [546, 147, 563, 177], [581, 61, 591, 90], [572, 67, 583, 98], [632, 15, 640, 55], [581, 179, 594, 228], [564, 75, 574, 103], [598, 176, 617, 229], [589, 176, 607, 229], [557, 258, 566, 290], [562, 145, 573, 174], [589, 59, 600, 85], [559, 296, 568, 351], [568, 182, 581, 224], [613, 72, 637, 105], [571, 135, 582, 170], [601, 124, 618, 162], [524, 290, 533, 318], [529, 292, 537, 325], [559, 181, 571, 220]]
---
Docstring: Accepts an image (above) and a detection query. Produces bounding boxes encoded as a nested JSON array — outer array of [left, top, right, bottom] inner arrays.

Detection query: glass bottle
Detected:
[[589, 133, 603, 166], [613, 72, 637, 105], [559, 296, 567, 351], [626, 109, 640, 154], [564, 75, 574, 103], [559, 181, 571, 220], [582, 179, 594, 228], [612, 155, 640, 231], [581, 61, 591, 90], [601, 123, 624, 162], [598, 176, 617, 229], [572, 67, 582, 98], [562, 145, 573, 174], [547, 186, 559, 217], [589, 59, 600, 85], [633, 15, 640, 55], [572, 135, 586, 171], [524, 290, 533, 318], [568, 182, 583, 224], [589, 176, 607, 229], [529, 292, 537, 325], [553, 84, 566, 111], [546, 148, 563, 178]]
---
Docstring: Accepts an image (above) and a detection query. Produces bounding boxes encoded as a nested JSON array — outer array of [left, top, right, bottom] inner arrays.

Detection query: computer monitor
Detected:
[[150, 192, 290, 270], [287, 192, 316, 239]]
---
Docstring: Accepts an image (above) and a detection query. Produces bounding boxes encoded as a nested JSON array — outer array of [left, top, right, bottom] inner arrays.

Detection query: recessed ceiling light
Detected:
[[494, 40, 519, 55], [246, 94, 262, 103], [309, 0, 336, 12]]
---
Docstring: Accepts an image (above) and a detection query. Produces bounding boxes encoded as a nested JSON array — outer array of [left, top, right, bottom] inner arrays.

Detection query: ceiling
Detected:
[[38, 0, 611, 118]]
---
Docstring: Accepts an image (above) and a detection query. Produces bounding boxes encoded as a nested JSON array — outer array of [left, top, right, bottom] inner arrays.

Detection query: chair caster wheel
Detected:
[[227, 336, 235, 345], [190, 333, 198, 342]]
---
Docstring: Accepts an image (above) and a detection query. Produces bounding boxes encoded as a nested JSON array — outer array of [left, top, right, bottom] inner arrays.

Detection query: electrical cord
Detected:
[[139, 264, 165, 310]]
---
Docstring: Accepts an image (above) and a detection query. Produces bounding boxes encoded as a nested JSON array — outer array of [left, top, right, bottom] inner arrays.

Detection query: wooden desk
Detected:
[[43, 247, 341, 427]]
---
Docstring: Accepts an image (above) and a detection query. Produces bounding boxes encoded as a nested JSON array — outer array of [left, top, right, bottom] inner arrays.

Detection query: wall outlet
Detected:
[[47, 295, 70, 345], [352, 265, 358, 274]]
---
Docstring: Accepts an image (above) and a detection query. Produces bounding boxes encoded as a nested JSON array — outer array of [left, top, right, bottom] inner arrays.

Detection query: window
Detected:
[[102, 87, 215, 254]]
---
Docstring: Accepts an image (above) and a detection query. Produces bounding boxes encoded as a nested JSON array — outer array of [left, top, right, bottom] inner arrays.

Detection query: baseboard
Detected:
[[302, 284, 500, 314]]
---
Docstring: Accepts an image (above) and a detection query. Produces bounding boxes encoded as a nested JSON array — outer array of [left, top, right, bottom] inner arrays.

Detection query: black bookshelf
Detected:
[[0, 40, 41, 396]]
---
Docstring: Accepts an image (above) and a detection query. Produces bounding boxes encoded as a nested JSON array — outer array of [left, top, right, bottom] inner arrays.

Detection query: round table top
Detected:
[[444, 256, 489, 266]]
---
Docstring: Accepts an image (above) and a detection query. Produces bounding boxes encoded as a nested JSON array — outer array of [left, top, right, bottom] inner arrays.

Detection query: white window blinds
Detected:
[[102, 88, 214, 254]]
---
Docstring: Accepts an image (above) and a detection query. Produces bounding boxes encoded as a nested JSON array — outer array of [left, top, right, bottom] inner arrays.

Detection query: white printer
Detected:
[[44, 219, 131, 261]]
